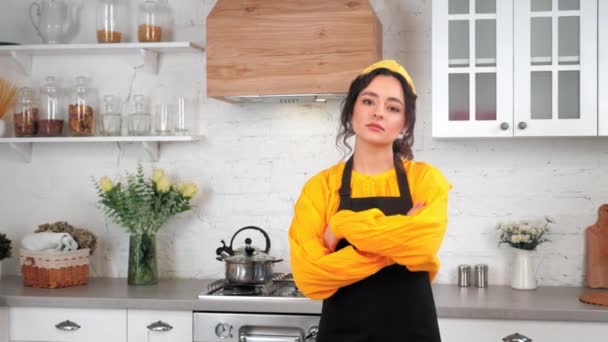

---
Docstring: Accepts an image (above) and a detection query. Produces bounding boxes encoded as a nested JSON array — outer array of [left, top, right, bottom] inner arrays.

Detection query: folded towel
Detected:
[[21, 232, 79, 252]]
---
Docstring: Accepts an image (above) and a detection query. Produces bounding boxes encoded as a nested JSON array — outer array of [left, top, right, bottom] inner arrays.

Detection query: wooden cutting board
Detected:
[[585, 204, 608, 288]]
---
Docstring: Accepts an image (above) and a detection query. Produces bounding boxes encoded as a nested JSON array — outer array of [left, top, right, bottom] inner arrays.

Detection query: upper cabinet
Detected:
[[433, 0, 513, 138], [432, 0, 598, 138], [599, 0, 608, 135], [514, 0, 596, 137]]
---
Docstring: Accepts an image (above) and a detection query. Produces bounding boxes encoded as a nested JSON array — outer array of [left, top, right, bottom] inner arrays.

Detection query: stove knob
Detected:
[[215, 322, 233, 339]]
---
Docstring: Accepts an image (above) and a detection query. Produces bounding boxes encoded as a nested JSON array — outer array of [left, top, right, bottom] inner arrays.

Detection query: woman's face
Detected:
[[351, 75, 406, 149]]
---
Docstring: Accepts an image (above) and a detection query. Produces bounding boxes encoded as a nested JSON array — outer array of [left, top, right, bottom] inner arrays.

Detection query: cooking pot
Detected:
[[216, 226, 283, 285]]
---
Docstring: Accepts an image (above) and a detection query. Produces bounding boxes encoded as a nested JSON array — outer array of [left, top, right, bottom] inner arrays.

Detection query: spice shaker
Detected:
[[69, 76, 96, 136], [13, 87, 39, 137], [458, 264, 471, 287], [474, 264, 488, 288], [39, 76, 64, 137]]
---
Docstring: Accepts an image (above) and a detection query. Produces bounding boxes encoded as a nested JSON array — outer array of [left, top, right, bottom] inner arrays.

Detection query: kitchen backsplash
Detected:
[[0, 0, 606, 287]]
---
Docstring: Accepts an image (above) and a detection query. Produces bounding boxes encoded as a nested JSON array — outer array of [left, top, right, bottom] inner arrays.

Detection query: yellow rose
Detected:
[[156, 175, 171, 193], [99, 176, 114, 192], [151, 169, 165, 183], [178, 182, 198, 199]]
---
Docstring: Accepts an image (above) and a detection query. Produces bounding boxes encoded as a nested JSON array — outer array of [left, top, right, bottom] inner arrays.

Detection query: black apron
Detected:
[[316, 155, 441, 342]]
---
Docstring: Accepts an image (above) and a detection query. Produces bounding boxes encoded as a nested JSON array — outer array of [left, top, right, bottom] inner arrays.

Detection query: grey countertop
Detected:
[[1, 276, 607, 321]]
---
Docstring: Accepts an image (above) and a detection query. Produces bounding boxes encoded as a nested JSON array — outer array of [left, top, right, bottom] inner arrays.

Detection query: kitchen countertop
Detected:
[[1, 275, 607, 321]]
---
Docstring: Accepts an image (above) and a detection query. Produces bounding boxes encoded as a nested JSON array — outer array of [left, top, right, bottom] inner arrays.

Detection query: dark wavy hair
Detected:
[[336, 68, 417, 160]]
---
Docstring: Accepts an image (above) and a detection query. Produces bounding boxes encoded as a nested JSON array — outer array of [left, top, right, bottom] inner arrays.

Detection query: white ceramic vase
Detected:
[[511, 247, 537, 290]]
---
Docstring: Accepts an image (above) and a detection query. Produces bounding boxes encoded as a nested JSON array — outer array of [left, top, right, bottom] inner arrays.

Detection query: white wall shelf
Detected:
[[0, 135, 201, 163], [0, 41, 204, 75]]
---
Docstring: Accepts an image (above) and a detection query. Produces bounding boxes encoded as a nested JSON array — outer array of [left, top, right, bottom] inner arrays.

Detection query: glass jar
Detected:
[[96, 0, 127, 43], [39, 76, 64, 137], [69, 76, 96, 136], [128, 94, 151, 135], [12, 87, 39, 137], [138, 0, 163, 42], [100, 95, 122, 136]]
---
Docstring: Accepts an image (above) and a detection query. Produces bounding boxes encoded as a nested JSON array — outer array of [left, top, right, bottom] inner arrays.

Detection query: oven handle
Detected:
[[239, 334, 303, 342]]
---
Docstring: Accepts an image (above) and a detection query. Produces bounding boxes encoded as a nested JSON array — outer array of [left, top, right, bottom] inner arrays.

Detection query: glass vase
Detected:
[[128, 233, 158, 285]]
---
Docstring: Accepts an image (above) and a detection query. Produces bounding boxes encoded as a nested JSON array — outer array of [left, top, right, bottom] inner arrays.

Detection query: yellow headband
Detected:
[[361, 59, 416, 95]]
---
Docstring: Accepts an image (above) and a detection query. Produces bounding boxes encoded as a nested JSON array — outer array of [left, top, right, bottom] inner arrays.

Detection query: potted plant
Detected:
[[497, 217, 554, 290], [95, 165, 198, 285], [0, 233, 12, 279]]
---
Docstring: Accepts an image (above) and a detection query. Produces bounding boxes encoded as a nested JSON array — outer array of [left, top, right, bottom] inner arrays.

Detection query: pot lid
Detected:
[[225, 250, 276, 264]]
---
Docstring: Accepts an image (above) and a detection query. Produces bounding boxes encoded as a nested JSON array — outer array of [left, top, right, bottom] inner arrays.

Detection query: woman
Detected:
[[288, 59, 451, 341]]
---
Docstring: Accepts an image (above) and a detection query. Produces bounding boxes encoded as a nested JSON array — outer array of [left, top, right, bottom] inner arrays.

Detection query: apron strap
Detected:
[[339, 155, 411, 203]]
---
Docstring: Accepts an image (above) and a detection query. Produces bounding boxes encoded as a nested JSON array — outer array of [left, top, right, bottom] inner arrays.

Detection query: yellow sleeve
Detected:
[[288, 174, 392, 300], [329, 166, 451, 281]]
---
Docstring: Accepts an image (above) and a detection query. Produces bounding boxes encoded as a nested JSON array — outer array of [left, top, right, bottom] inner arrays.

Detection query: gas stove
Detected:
[[198, 273, 305, 298]]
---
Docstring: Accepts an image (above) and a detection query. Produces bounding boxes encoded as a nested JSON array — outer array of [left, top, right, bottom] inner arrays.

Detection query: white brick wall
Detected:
[[0, 0, 604, 286]]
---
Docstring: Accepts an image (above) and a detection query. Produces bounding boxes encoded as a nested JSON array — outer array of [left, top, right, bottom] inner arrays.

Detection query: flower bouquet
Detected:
[[497, 216, 554, 290], [96, 165, 198, 285]]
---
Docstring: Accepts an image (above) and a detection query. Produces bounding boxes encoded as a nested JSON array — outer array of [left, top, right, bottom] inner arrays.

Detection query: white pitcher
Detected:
[[29, 0, 79, 44], [510, 247, 541, 290]]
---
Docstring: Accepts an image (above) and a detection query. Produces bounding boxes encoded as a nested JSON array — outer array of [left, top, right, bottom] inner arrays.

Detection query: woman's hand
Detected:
[[407, 202, 426, 216], [324, 225, 339, 252]]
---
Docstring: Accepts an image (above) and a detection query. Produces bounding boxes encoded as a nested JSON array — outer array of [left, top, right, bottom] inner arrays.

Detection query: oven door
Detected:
[[193, 312, 319, 342]]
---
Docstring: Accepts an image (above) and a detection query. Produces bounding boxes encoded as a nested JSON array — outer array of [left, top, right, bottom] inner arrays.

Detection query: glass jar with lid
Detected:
[[39, 76, 64, 137], [100, 94, 122, 136], [138, 0, 163, 42], [69, 76, 96, 136], [128, 94, 151, 135], [12, 87, 38, 137], [96, 0, 128, 43]]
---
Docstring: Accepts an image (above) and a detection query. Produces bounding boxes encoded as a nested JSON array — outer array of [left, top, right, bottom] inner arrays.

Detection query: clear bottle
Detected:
[[138, 0, 163, 42], [39, 76, 64, 137], [12, 87, 39, 137], [69, 76, 96, 136], [128, 94, 151, 135], [100, 95, 122, 136], [96, 0, 128, 43]]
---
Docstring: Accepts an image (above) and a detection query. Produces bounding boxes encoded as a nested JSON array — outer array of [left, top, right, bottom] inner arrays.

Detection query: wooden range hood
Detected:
[[206, 0, 382, 103]]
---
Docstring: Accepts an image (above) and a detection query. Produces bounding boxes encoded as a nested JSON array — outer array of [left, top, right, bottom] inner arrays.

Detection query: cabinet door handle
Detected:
[[500, 122, 510, 130], [55, 320, 81, 331], [147, 320, 173, 332], [517, 121, 527, 130]]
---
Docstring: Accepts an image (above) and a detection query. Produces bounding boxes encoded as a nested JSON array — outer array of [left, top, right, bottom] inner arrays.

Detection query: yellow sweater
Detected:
[[288, 160, 451, 300]]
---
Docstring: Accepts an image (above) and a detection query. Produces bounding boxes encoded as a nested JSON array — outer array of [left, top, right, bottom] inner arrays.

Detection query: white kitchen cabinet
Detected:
[[433, 0, 513, 137], [599, 0, 608, 136], [432, 0, 597, 138], [439, 318, 608, 342], [0, 307, 8, 342], [513, 0, 597, 136], [127, 309, 192, 342], [9, 307, 126, 342]]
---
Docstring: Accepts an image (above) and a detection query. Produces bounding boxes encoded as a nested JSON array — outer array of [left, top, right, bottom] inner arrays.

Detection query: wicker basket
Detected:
[[20, 248, 90, 288]]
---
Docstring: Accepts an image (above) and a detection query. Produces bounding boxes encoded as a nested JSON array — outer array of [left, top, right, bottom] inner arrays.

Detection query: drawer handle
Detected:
[[147, 320, 173, 332], [55, 320, 81, 331]]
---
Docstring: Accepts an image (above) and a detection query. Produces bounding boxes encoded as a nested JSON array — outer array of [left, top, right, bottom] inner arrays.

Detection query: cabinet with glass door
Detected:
[[433, 0, 513, 138], [513, 0, 596, 137], [598, 0, 608, 136], [432, 0, 597, 138]]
